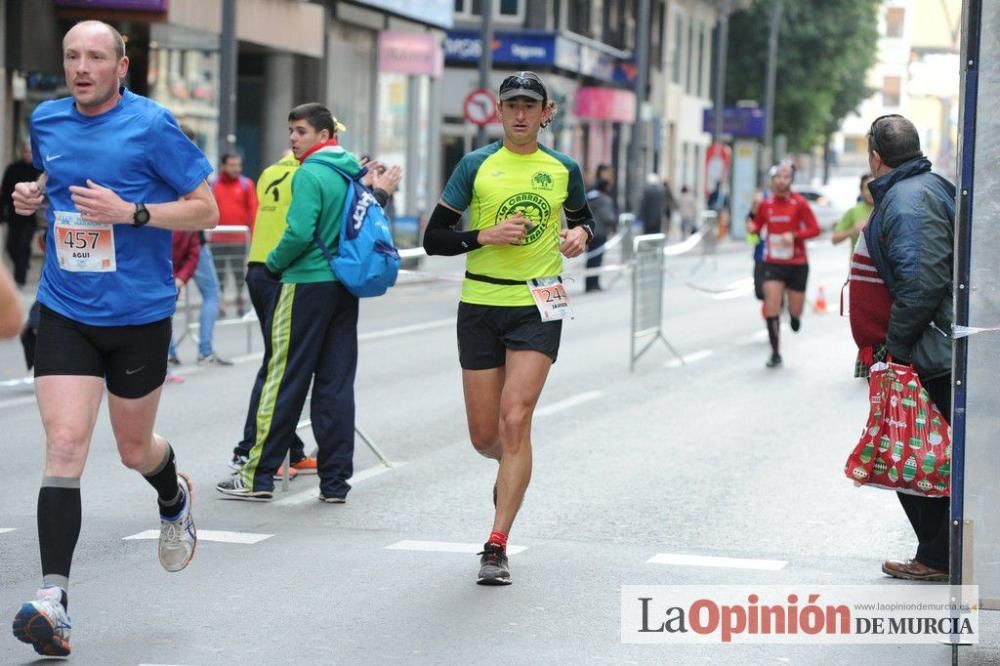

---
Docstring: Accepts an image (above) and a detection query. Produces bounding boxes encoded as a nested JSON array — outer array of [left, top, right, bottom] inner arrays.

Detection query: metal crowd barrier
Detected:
[[630, 233, 684, 371]]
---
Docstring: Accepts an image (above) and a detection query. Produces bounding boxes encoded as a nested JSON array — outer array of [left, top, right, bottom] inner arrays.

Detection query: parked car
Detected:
[[793, 185, 845, 231]]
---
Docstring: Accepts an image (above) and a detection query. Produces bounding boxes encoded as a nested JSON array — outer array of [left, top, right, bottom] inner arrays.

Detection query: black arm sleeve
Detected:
[[564, 202, 595, 228], [372, 187, 390, 208], [422, 203, 482, 256]]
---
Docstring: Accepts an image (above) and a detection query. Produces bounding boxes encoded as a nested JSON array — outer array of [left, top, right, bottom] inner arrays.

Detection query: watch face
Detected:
[[134, 206, 150, 225]]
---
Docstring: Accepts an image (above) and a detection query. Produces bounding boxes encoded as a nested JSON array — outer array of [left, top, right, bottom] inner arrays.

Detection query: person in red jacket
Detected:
[[209, 153, 257, 316], [168, 231, 200, 363], [748, 162, 820, 368]]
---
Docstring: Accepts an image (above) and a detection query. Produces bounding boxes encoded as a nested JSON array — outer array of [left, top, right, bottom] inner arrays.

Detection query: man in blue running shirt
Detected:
[[9, 21, 218, 658]]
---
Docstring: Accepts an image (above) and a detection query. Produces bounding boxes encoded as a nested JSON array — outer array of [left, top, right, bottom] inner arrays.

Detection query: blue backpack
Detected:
[[307, 160, 400, 298]]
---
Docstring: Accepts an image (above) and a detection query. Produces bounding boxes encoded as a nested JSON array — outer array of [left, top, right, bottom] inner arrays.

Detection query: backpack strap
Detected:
[[303, 159, 363, 260]]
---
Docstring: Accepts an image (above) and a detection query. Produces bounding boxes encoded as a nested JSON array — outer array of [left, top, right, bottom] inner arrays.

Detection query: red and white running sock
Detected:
[[487, 531, 508, 549]]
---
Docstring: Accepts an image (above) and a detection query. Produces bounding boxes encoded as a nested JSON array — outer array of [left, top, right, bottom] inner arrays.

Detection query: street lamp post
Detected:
[[476, 0, 494, 149], [628, 0, 651, 216], [762, 0, 783, 169]]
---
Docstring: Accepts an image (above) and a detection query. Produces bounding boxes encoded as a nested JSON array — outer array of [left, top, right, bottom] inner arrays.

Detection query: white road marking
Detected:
[[0, 528, 16, 535], [0, 376, 33, 388], [664, 350, 714, 368], [359, 317, 454, 342], [647, 553, 788, 571], [123, 530, 272, 544], [385, 540, 527, 555], [273, 463, 401, 506], [534, 390, 603, 417]]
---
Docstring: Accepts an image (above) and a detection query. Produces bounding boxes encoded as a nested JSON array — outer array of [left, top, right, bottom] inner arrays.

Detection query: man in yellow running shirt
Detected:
[[423, 71, 593, 585]]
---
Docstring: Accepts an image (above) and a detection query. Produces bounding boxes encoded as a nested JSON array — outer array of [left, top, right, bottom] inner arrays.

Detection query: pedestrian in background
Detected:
[[832, 173, 874, 269], [169, 127, 231, 367], [585, 163, 617, 292], [210, 153, 257, 317], [850, 114, 954, 582], [678, 184, 697, 236], [1, 142, 42, 287], [0, 263, 21, 337]]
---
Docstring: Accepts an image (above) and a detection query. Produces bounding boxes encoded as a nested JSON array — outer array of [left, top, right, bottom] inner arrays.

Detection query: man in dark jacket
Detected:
[[863, 114, 955, 582], [1, 143, 42, 287], [585, 164, 617, 292]]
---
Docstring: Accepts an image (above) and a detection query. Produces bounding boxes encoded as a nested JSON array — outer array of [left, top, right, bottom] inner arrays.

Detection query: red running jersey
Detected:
[[749, 192, 820, 265]]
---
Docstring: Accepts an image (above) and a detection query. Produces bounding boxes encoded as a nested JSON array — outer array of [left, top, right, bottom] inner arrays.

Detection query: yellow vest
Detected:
[[248, 152, 299, 263]]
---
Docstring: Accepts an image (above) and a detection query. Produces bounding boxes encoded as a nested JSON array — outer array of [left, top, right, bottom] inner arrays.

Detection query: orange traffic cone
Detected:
[[814, 286, 828, 314]]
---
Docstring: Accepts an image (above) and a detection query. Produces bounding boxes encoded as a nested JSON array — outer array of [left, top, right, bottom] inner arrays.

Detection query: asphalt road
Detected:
[[0, 235, 996, 665]]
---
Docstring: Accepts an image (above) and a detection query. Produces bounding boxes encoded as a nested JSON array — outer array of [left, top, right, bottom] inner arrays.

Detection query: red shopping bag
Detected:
[[844, 361, 951, 497]]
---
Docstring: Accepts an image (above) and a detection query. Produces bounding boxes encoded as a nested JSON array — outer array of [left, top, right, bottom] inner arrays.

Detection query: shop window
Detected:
[[882, 75, 901, 107], [567, 0, 591, 36], [885, 7, 904, 38], [455, 0, 524, 21], [671, 13, 685, 85]]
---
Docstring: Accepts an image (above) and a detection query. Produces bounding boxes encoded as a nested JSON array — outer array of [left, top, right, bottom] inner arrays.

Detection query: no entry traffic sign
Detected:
[[464, 88, 497, 126]]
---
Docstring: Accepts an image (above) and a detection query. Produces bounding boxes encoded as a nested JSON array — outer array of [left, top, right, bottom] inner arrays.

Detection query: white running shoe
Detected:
[[12, 585, 72, 656], [158, 473, 197, 572]]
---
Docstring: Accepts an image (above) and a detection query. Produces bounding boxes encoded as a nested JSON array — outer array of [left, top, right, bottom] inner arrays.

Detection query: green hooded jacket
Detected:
[[265, 146, 362, 283]]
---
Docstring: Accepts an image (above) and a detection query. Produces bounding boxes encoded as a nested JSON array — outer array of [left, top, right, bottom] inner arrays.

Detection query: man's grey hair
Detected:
[[64, 20, 127, 61]]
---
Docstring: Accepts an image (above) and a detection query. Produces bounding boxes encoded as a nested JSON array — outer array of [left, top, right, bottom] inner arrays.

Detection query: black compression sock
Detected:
[[143, 443, 181, 513], [766, 316, 781, 355], [38, 478, 81, 600]]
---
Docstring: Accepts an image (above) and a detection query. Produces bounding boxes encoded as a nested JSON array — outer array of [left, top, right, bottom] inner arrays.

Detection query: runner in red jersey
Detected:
[[747, 162, 820, 367]]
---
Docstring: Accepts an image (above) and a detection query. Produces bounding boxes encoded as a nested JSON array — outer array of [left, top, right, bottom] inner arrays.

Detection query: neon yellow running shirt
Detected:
[[441, 142, 587, 306]]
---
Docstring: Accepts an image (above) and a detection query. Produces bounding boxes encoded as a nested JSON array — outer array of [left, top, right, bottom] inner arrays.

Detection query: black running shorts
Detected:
[[762, 262, 809, 293], [457, 302, 562, 370], [34, 305, 171, 399]]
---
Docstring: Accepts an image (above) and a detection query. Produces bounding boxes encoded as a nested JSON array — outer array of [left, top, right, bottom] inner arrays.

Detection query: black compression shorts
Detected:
[[34, 305, 171, 399], [761, 262, 809, 293], [457, 302, 561, 370]]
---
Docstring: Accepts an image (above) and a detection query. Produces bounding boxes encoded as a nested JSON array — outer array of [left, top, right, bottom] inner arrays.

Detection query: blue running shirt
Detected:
[[31, 88, 213, 326]]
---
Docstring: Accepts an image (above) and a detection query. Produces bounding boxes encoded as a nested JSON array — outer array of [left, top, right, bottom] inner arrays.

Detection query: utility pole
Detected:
[[628, 0, 651, 215], [219, 0, 238, 157], [476, 0, 494, 148], [712, 0, 731, 143], [762, 0, 783, 169]]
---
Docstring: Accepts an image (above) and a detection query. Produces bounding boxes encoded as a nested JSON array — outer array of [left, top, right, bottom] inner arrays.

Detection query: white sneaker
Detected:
[[159, 473, 197, 572], [12, 585, 72, 656]]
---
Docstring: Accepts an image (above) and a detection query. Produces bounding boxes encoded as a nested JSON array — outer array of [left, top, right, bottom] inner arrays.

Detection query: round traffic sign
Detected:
[[463, 88, 497, 127]]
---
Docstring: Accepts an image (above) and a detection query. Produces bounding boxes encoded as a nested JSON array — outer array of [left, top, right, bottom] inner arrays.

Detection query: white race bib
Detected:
[[767, 235, 794, 260], [54, 211, 116, 273], [528, 276, 572, 322]]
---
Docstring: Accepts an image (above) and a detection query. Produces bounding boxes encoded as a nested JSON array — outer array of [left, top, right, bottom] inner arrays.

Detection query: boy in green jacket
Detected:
[[217, 103, 360, 503]]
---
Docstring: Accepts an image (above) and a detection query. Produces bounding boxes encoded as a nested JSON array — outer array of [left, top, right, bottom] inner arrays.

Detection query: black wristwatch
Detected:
[[577, 223, 594, 245], [132, 202, 150, 227]]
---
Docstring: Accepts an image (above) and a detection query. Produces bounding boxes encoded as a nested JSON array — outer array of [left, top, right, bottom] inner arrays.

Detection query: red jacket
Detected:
[[172, 231, 201, 284], [210, 173, 258, 245], [749, 192, 820, 265], [849, 232, 892, 366]]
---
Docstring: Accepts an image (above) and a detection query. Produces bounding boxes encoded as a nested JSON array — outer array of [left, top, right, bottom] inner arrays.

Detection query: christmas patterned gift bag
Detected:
[[844, 361, 951, 497]]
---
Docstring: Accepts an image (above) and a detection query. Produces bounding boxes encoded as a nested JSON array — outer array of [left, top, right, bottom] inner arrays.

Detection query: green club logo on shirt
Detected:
[[531, 171, 554, 191], [496, 192, 551, 245]]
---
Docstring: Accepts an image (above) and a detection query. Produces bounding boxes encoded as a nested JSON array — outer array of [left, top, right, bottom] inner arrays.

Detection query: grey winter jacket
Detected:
[[864, 157, 955, 379]]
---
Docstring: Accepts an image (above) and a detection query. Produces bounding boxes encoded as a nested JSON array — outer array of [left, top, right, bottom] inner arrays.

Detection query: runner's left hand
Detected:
[[559, 226, 588, 258], [69, 179, 133, 224]]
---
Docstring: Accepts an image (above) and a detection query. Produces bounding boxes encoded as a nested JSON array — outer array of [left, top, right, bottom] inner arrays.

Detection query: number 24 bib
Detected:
[[54, 211, 116, 273]]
